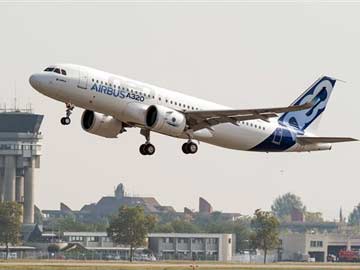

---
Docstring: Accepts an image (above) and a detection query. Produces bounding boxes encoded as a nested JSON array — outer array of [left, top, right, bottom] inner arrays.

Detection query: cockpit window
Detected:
[[54, 68, 60, 74], [61, 69, 67, 75], [44, 67, 55, 72]]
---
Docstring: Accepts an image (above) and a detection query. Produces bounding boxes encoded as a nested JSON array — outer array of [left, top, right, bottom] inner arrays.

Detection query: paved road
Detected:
[[1, 261, 360, 270]]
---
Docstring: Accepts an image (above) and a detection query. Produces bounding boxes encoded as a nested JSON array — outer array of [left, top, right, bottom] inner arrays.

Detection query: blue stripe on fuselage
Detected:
[[250, 127, 298, 152]]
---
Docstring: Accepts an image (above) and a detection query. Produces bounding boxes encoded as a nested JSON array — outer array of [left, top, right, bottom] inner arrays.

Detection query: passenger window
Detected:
[[105, 82, 108, 86], [96, 80, 99, 83], [92, 78, 94, 82], [54, 68, 60, 74]]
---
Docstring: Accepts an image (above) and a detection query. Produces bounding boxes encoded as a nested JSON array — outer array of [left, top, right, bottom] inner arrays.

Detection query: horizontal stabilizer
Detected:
[[297, 136, 358, 145]]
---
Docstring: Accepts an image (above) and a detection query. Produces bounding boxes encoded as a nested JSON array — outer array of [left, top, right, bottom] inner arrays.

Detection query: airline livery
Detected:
[[29, 64, 357, 155]]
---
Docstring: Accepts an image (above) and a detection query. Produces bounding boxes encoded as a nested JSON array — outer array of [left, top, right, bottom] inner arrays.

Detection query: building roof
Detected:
[[148, 233, 232, 238], [0, 112, 43, 133], [63, 232, 107, 237]]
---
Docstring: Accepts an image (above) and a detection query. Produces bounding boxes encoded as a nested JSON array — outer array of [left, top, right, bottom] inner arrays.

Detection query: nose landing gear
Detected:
[[61, 103, 74, 126]]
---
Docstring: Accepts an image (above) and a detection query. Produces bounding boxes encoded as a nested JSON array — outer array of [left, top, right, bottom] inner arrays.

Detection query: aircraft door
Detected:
[[272, 128, 283, 145], [78, 69, 88, 89]]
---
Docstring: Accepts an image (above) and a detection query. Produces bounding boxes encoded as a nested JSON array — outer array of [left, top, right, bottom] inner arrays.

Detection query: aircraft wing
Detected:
[[184, 102, 313, 131], [297, 136, 358, 145]]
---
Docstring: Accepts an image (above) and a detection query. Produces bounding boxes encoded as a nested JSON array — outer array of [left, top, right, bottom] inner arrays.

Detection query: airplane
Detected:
[[29, 64, 357, 155]]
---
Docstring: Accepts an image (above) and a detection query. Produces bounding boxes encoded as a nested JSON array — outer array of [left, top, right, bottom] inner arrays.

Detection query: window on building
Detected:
[[310, 240, 322, 247]]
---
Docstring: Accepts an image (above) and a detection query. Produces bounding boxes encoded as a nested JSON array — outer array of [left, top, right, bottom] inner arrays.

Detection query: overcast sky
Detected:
[[0, 1, 359, 220]]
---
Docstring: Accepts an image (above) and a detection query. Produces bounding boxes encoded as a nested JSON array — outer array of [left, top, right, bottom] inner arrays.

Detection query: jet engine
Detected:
[[145, 105, 186, 137], [81, 110, 123, 138]]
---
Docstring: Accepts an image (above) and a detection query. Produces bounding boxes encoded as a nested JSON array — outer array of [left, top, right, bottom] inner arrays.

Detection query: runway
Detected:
[[1, 261, 360, 270]]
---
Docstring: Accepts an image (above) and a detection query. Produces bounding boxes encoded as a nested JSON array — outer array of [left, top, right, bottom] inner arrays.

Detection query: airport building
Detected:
[[148, 233, 235, 261], [280, 230, 360, 262], [0, 107, 43, 224]]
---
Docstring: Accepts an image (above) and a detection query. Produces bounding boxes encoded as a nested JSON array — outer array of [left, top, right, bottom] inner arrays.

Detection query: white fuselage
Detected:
[[29, 64, 328, 152]]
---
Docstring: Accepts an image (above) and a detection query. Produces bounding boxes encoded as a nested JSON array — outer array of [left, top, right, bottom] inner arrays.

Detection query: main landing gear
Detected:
[[139, 129, 156, 156], [182, 141, 198, 154], [60, 103, 74, 126], [138, 129, 198, 156]]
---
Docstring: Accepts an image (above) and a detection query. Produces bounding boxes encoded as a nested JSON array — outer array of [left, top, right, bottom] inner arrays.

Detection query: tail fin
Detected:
[[278, 76, 337, 131]]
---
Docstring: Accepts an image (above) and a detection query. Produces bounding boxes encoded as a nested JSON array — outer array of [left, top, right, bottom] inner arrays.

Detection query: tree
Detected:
[[107, 206, 156, 262], [0, 202, 22, 259], [348, 203, 360, 226], [47, 215, 107, 232], [47, 244, 60, 254], [271, 192, 306, 220], [250, 209, 280, 264], [171, 220, 200, 233], [305, 212, 324, 223]]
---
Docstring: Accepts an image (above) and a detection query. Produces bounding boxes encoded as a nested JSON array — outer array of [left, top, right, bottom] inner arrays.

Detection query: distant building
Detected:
[[290, 208, 304, 222], [148, 233, 235, 261], [80, 183, 175, 218], [199, 197, 213, 214], [0, 108, 43, 224], [42, 183, 175, 223], [280, 231, 360, 262]]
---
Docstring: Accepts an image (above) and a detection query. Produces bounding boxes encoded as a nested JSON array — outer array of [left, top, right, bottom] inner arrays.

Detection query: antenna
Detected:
[[14, 81, 18, 111]]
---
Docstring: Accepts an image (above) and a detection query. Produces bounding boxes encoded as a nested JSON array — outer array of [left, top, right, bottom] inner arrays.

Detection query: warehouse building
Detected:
[[280, 231, 360, 262], [148, 233, 235, 261]]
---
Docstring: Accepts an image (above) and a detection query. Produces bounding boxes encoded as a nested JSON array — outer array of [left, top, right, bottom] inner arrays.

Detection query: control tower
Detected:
[[0, 107, 43, 224]]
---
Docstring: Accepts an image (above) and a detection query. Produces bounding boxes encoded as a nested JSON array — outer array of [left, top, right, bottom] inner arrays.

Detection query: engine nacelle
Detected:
[[145, 105, 186, 137], [81, 110, 123, 138]]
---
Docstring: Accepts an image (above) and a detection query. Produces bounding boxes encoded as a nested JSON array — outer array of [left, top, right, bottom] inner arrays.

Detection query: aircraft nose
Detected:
[[29, 73, 42, 91]]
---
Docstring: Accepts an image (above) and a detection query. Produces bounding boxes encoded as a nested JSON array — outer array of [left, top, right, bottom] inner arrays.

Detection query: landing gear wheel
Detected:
[[60, 117, 71, 125], [182, 142, 198, 154], [139, 144, 147, 155], [145, 144, 155, 155], [187, 142, 198, 154], [139, 144, 156, 155], [182, 143, 189, 154]]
